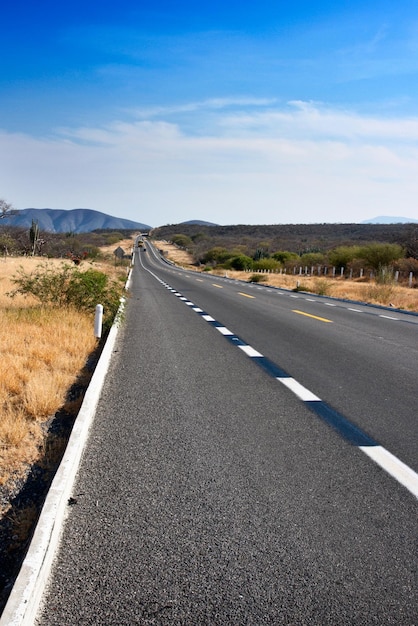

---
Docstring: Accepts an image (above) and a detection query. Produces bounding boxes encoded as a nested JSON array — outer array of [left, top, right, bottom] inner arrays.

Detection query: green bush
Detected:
[[300, 252, 326, 267], [201, 247, 233, 264], [230, 255, 254, 271], [171, 234, 193, 248], [328, 245, 362, 270], [248, 274, 266, 283], [272, 251, 299, 264], [253, 258, 281, 272], [8, 263, 123, 331], [357, 243, 404, 271]]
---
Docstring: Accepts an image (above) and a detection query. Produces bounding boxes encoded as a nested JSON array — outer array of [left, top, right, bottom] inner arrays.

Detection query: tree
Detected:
[[0, 233, 17, 255], [328, 246, 362, 271], [0, 199, 17, 220], [357, 243, 404, 272]]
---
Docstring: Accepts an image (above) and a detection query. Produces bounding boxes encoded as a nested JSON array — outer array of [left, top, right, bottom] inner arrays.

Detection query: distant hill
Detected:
[[180, 220, 219, 226], [362, 216, 418, 224], [152, 222, 418, 257], [7, 208, 151, 233]]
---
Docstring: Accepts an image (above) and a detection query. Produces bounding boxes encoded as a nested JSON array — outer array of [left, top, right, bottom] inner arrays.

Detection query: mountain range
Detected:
[[361, 216, 418, 224], [6, 208, 151, 233]]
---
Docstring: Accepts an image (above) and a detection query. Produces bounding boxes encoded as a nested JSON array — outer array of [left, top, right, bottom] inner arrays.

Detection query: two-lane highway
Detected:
[[144, 241, 418, 474], [35, 244, 417, 625]]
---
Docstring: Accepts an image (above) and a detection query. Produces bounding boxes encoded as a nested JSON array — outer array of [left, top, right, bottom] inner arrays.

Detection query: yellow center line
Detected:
[[238, 292, 255, 299], [212, 283, 223, 288], [293, 309, 333, 323]]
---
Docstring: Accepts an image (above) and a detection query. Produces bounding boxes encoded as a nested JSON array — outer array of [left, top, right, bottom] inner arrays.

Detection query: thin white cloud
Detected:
[[130, 97, 278, 119], [1, 102, 418, 225], [220, 101, 418, 143]]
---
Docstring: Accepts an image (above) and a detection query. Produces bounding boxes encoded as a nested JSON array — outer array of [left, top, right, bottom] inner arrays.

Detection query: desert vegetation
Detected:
[[0, 238, 133, 494], [154, 239, 418, 312], [0, 234, 136, 606], [152, 223, 418, 284], [151, 221, 418, 309]]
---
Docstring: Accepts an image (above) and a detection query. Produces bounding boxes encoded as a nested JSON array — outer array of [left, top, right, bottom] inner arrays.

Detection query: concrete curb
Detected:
[[0, 299, 126, 626]]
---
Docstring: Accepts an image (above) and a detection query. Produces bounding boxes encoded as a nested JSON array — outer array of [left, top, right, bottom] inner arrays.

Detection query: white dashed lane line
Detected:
[[146, 268, 418, 499]]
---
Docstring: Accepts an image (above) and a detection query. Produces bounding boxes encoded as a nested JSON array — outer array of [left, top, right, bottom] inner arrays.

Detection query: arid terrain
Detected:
[[154, 240, 418, 312], [0, 237, 136, 609]]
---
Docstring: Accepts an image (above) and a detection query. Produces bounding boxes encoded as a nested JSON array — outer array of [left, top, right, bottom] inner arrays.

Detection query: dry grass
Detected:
[[0, 306, 98, 492], [154, 240, 418, 312], [0, 237, 137, 510], [154, 240, 197, 269]]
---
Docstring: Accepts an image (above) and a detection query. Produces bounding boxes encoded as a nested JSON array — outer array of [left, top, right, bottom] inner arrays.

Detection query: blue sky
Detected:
[[1, 0, 418, 225]]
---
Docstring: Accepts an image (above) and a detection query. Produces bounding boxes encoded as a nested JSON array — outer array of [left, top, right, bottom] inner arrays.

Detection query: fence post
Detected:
[[94, 304, 103, 338]]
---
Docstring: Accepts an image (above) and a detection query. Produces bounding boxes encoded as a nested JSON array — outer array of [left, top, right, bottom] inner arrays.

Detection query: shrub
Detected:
[[272, 251, 299, 264], [171, 234, 193, 248], [328, 245, 362, 271], [201, 247, 233, 264], [248, 274, 266, 283], [357, 243, 404, 271], [314, 279, 332, 296], [367, 284, 396, 306], [253, 258, 281, 272], [230, 255, 254, 271], [300, 252, 326, 267], [8, 263, 123, 330]]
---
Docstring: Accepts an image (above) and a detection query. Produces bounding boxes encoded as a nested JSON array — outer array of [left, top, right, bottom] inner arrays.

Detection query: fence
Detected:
[[247, 266, 416, 287]]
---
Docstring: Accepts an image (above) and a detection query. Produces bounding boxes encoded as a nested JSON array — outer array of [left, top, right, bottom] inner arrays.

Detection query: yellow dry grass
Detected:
[[154, 240, 418, 312], [0, 243, 136, 508], [0, 305, 98, 492]]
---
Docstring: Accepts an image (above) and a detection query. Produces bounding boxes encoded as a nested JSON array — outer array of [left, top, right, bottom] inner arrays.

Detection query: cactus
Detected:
[[30, 219, 39, 255]]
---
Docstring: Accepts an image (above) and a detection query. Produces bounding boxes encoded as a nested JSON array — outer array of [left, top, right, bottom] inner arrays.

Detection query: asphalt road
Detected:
[[36, 245, 417, 625]]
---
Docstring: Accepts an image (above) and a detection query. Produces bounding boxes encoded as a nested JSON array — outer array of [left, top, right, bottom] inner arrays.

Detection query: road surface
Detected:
[[35, 244, 417, 625]]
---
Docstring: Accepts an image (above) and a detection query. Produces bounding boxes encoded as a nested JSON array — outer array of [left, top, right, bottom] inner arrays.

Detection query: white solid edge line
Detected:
[[0, 303, 126, 626], [238, 345, 264, 358], [278, 377, 321, 402], [359, 446, 418, 499]]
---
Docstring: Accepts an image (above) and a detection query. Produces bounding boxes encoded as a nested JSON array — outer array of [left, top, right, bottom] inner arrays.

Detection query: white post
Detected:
[[409, 272, 413, 288], [340, 267, 344, 277], [94, 304, 103, 338]]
